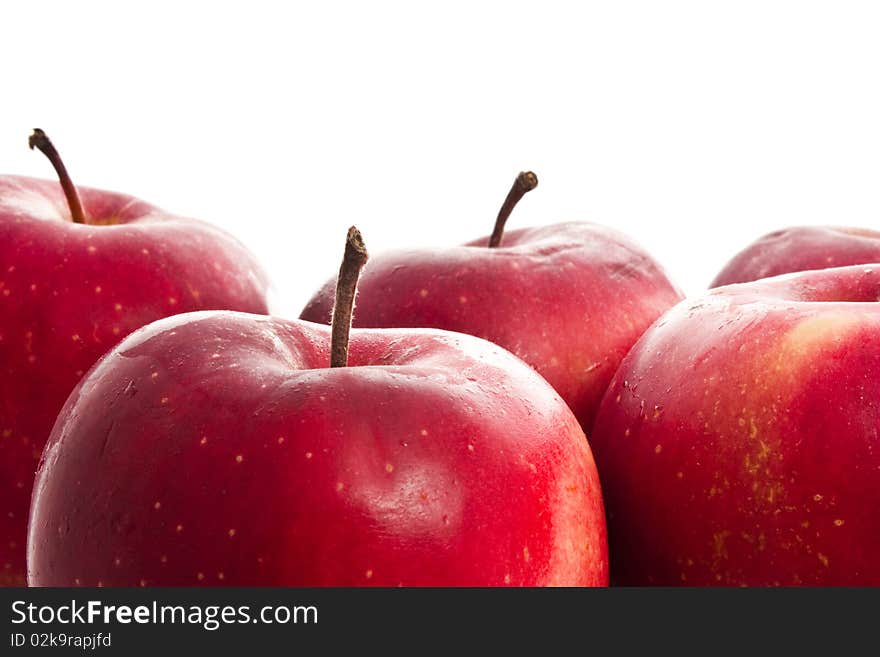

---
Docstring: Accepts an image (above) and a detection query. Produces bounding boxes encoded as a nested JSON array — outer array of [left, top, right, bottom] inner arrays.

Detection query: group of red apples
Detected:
[[3, 131, 880, 588]]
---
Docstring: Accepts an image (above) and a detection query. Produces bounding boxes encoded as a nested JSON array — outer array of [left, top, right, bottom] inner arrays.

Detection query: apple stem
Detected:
[[487, 171, 538, 248], [330, 226, 370, 368], [28, 129, 87, 225]]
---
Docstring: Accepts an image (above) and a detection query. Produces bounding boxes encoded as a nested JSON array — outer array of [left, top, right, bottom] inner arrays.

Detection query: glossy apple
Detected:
[[591, 264, 880, 585], [0, 130, 270, 585], [712, 226, 880, 286], [28, 228, 608, 587], [301, 172, 682, 432]]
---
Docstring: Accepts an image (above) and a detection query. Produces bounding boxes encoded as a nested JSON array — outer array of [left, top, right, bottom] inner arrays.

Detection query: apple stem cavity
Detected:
[[28, 129, 87, 225], [488, 171, 538, 248], [330, 226, 369, 368]]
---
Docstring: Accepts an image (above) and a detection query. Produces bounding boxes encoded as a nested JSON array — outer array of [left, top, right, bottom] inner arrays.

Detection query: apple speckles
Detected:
[[112, 326, 121, 336], [153, 501, 161, 510], [712, 531, 731, 561], [676, 471, 684, 479], [748, 419, 759, 439], [199, 436, 208, 446], [87, 245, 97, 254], [305, 452, 313, 460], [813, 493, 823, 502], [522, 546, 530, 562], [228, 528, 237, 538], [114, 302, 123, 312], [27, 355, 36, 364], [235, 454, 244, 464], [139, 579, 147, 587], [114, 557, 121, 567], [467, 443, 475, 453], [419, 428, 428, 437], [277, 436, 285, 445], [818, 553, 830, 567], [833, 518, 845, 527], [503, 573, 511, 584], [654, 444, 663, 454], [385, 463, 394, 473], [176, 524, 184, 533], [335, 482, 345, 492], [217, 572, 225, 581], [197, 572, 205, 581], [71, 333, 81, 342], [365, 569, 373, 579], [168, 297, 178, 306], [141, 248, 150, 256], [419, 288, 429, 298], [29, 283, 36, 292], [459, 295, 468, 304], [160, 397, 169, 405], [94, 285, 102, 294], [2, 429, 10, 439], [150, 372, 159, 381], [160, 555, 168, 564]]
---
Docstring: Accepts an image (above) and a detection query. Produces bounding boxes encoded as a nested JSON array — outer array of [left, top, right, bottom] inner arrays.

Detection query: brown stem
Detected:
[[488, 171, 538, 248], [330, 226, 369, 368], [28, 129, 87, 224]]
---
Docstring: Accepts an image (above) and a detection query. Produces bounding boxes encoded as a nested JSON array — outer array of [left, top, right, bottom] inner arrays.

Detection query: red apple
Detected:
[[0, 130, 270, 585], [27, 228, 608, 587], [300, 172, 683, 433], [591, 264, 880, 585], [712, 226, 880, 286]]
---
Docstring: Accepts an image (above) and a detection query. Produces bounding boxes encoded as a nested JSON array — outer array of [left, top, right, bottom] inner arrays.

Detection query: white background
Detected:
[[3, 1, 880, 315]]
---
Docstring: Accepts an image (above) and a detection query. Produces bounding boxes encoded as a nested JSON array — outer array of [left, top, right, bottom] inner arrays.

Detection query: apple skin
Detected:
[[0, 176, 270, 585], [27, 312, 608, 586], [300, 223, 683, 432], [712, 226, 880, 286], [591, 264, 880, 585]]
